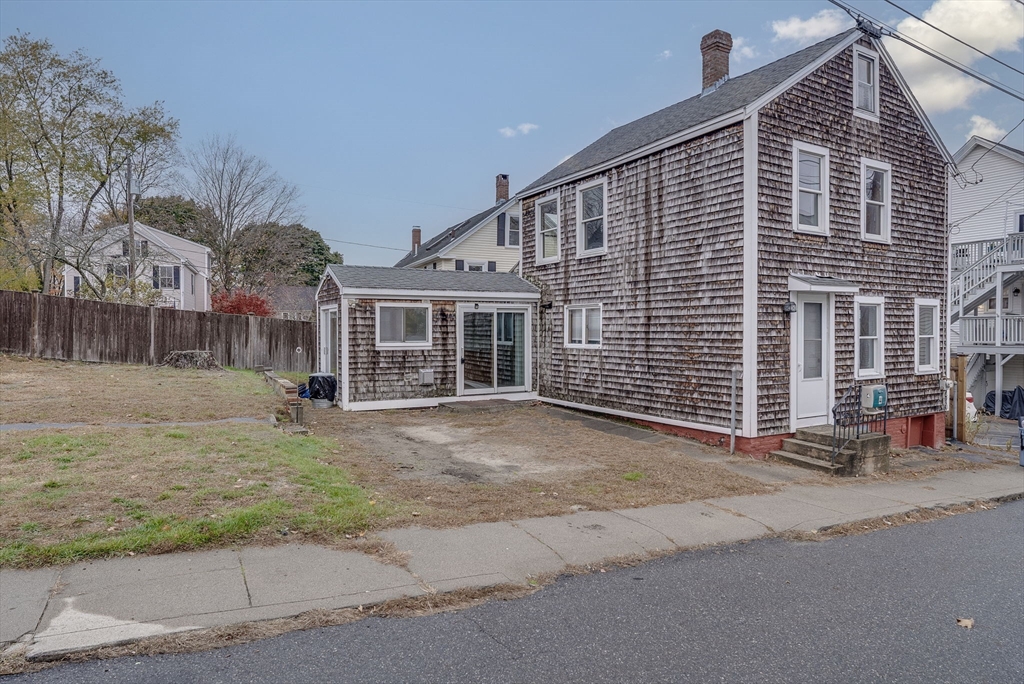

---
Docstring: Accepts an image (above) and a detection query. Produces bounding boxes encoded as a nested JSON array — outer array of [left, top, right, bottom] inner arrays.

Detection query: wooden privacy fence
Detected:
[[0, 290, 315, 372]]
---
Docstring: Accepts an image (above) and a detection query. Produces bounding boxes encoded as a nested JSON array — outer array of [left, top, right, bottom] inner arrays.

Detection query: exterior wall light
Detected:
[[783, 301, 797, 314]]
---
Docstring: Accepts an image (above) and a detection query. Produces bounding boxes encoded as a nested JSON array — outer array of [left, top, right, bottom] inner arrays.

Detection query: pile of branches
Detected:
[[162, 350, 221, 370]]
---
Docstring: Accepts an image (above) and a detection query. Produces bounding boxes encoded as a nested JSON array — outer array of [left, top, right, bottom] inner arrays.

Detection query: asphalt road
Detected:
[[15, 500, 1024, 684]]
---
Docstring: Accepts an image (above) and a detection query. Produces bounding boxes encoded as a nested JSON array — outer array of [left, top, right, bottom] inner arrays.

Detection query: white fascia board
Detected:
[[539, 396, 733, 436], [338, 287, 539, 301], [873, 38, 955, 167], [787, 276, 860, 293], [741, 111, 759, 439], [514, 109, 745, 201], [744, 32, 862, 114], [953, 136, 1024, 166]]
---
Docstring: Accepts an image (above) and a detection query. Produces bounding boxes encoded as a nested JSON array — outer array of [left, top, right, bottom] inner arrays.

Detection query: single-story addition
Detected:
[[314, 264, 540, 410]]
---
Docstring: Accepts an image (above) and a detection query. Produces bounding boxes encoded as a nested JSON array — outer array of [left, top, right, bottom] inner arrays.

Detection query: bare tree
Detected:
[[183, 135, 300, 292]]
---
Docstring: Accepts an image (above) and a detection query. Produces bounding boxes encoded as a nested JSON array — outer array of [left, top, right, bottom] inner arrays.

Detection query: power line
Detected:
[[882, 0, 1024, 76], [322, 237, 407, 252], [968, 117, 1024, 180]]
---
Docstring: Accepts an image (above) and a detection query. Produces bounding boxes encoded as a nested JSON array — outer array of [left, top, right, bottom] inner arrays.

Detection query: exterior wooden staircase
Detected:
[[951, 233, 1024, 322]]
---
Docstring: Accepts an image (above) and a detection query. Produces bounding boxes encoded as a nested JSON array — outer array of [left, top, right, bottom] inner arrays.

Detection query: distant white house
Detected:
[[63, 222, 213, 311], [948, 136, 1024, 413], [393, 174, 521, 273]]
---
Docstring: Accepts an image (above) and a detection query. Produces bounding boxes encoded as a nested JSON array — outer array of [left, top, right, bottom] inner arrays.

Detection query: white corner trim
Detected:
[[741, 111, 759, 440], [539, 396, 733, 436], [347, 392, 539, 412]]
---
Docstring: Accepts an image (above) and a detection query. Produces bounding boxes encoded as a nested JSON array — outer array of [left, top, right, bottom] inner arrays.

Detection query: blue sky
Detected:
[[3, 0, 1022, 266]]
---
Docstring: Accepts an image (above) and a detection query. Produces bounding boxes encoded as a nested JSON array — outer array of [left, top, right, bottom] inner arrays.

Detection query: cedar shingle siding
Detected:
[[756, 39, 947, 434], [522, 124, 746, 427]]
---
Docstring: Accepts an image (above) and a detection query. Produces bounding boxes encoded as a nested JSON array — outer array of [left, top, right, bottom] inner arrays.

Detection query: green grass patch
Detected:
[[622, 471, 645, 482]]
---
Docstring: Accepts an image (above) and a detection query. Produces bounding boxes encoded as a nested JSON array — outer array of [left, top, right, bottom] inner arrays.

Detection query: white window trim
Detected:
[[860, 157, 892, 244], [792, 141, 830, 236], [563, 304, 602, 349], [506, 214, 521, 250], [375, 301, 432, 349], [914, 298, 940, 375], [466, 260, 487, 272], [852, 45, 880, 122], [575, 178, 608, 258], [854, 295, 885, 380], [535, 194, 561, 265]]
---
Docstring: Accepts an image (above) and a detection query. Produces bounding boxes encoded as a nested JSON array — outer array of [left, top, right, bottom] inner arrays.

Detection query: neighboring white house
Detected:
[[63, 222, 213, 311], [948, 136, 1024, 414], [394, 175, 521, 273]]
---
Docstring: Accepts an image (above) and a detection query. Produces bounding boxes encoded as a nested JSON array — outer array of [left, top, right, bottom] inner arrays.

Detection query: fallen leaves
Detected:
[[956, 617, 974, 630]]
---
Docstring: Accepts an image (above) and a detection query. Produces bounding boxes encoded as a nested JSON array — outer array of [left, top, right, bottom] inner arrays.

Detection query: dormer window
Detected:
[[853, 46, 879, 120]]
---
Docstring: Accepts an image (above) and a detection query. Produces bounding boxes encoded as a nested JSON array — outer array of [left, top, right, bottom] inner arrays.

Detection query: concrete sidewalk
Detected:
[[2, 464, 1021, 662]]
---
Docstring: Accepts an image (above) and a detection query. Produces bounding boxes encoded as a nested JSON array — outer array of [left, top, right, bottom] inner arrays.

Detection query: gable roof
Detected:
[[326, 264, 539, 295], [393, 199, 515, 268], [953, 135, 1024, 166], [521, 29, 860, 195]]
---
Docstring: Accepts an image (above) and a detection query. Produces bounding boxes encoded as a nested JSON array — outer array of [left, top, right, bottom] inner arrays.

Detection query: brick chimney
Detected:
[[495, 174, 509, 204], [700, 29, 732, 92], [412, 226, 421, 254]]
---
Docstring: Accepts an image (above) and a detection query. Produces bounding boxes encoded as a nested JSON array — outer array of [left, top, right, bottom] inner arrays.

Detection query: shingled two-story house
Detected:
[[517, 27, 952, 455]]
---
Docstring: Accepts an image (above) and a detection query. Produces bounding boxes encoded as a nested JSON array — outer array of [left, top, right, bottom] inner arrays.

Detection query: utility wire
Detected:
[[948, 176, 1024, 228], [882, 0, 1024, 76], [968, 117, 1024, 180], [828, 0, 1024, 100], [322, 237, 407, 252]]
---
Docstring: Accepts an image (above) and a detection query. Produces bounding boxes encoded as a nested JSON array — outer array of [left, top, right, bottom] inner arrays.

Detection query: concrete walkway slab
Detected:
[[515, 511, 673, 566], [381, 522, 564, 591], [239, 544, 423, 615], [615, 501, 769, 548], [0, 567, 59, 643], [780, 485, 912, 515], [707, 494, 845, 532]]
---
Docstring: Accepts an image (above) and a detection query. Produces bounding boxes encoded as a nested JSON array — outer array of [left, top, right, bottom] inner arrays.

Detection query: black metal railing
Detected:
[[831, 383, 889, 465]]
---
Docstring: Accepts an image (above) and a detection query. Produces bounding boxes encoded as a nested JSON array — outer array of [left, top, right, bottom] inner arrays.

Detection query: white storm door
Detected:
[[795, 294, 830, 424], [318, 305, 338, 374]]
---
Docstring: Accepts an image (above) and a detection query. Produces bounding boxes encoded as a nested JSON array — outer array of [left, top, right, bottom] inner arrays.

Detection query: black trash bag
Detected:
[[983, 386, 1024, 420], [297, 383, 310, 400], [308, 373, 337, 402]]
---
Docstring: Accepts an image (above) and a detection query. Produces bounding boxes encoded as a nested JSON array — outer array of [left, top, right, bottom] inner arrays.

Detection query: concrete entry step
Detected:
[[794, 425, 835, 447], [781, 438, 852, 462], [770, 450, 841, 475]]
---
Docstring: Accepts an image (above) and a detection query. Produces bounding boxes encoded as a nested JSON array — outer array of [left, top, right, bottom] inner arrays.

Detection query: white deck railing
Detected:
[[951, 233, 1024, 314], [959, 315, 1024, 347]]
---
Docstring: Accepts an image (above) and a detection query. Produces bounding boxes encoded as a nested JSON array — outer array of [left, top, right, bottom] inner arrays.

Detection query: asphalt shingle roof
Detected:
[[393, 201, 513, 268], [521, 29, 859, 195], [327, 264, 539, 295]]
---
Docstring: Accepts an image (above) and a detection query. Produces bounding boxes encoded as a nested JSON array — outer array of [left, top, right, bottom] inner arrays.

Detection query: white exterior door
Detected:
[[318, 305, 338, 374], [457, 304, 530, 396], [794, 293, 831, 426]]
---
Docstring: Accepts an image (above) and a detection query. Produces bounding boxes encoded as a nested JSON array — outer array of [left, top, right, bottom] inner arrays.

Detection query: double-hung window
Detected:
[[564, 304, 601, 348], [792, 142, 829, 235], [861, 158, 892, 243], [507, 215, 521, 247], [854, 296, 885, 380], [853, 46, 879, 120], [915, 298, 940, 374], [159, 265, 175, 289], [536, 196, 560, 264], [376, 303, 431, 348], [576, 179, 607, 257]]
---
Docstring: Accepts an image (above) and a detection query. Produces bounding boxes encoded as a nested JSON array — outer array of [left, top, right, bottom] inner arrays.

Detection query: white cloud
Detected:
[[771, 9, 854, 46], [657, 50, 672, 61], [499, 123, 539, 138], [885, 0, 1023, 113], [732, 37, 757, 62], [966, 115, 1007, 141]]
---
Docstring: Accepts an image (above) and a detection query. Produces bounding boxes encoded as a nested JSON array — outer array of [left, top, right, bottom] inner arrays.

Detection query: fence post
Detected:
[[247, 313, 255, 370], [149, 305, 156, 366], [31, 291, 41, 358], [951, 354, 967, 441]]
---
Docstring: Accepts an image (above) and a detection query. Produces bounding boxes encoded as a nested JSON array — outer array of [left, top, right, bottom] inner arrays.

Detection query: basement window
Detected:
[[915, 299, 940, 374], [377, 303, 431, 348], [854, 296, 885, 380], [564, 304, 602, 348]]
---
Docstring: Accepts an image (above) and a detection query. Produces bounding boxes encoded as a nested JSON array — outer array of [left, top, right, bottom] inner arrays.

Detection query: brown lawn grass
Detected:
[[0, 355, 281, 424]]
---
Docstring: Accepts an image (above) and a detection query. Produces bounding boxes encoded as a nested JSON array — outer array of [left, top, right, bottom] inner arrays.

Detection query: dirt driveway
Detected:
[[306, 402, 780, 529]]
